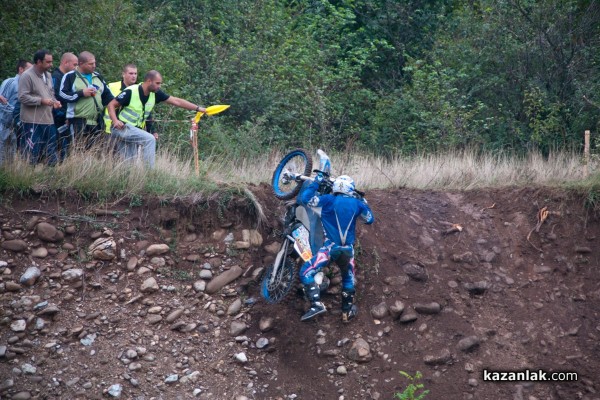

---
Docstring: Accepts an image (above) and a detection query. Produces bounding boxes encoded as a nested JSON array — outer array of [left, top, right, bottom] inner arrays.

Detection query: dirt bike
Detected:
[[261, 148, 364, 304]]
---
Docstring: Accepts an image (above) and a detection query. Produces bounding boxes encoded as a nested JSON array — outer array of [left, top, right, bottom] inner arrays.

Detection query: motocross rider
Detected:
[[298, 174, 374, 322]]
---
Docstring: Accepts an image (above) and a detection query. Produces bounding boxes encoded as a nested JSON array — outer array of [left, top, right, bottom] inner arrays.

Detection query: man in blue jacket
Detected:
[[299, 174, 374, 322]]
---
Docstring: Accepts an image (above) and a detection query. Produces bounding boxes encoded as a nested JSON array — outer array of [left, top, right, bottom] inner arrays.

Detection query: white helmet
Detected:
[[332, 175, 355, 196]]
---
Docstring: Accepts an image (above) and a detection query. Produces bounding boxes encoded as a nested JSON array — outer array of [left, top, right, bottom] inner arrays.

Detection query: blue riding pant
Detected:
[[299, 240, 356, 291]]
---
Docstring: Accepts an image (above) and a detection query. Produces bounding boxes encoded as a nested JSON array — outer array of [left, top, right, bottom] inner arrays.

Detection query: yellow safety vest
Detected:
[[104, 81, 123, 133], [117, 84, 155, 129]]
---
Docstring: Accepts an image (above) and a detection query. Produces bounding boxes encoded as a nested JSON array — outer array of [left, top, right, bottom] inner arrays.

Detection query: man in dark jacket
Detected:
[[52, 52, 77, 160]]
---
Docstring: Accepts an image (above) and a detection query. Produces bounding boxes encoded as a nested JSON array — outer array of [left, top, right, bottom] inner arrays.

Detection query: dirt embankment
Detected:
[[0, 185, 599, 400]]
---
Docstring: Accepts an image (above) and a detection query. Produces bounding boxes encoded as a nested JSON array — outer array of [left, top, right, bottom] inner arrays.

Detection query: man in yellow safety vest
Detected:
[[107, 70, 206, 168]]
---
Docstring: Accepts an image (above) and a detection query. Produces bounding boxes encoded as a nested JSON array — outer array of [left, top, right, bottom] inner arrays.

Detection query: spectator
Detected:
[[18, 49, 61, 166], [104, 63, 155, 135], [52, 52, 78, 161], [59, 51, 113, 149], [107, 70, 206, 168], [0, 59, 32, 165]]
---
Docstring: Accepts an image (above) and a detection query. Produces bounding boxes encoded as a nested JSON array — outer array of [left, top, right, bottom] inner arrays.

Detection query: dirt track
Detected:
[[0, 185, 598, 399]]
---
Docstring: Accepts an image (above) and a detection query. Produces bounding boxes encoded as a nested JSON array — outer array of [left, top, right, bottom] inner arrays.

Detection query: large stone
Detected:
[[424, 349, 452, 365], [146, 244, 170, 256], [402, 263, 428, 281], [141, 277, 159, 293], [205, 265, 243, 294], [36, 222, 64, 242], [20, 267, 41, 286], [389, 300, 406, 319], [347, 338, 372, 363], [414, 302, 442, 315], [227, 298, 242, 315], [88, 237, 117, 260], [1, 240, 28, 252], [457, 336, 481, 352], [62, 268, 83, 283], [370, 302, 389, 319], [230, 321, 248, 336]]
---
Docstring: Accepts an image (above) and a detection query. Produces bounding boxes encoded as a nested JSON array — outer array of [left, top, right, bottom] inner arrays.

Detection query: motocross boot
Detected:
[[300, 285, 326, 321], [341, 290, 358, 323]]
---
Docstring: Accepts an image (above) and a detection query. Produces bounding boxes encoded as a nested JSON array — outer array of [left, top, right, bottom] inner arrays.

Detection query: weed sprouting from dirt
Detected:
[[394, 371, 430, 400]]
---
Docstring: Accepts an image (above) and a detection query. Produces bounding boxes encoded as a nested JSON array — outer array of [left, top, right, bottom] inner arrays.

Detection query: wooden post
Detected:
[[584, 130, 590, 179], [190, 119, 199, 177]]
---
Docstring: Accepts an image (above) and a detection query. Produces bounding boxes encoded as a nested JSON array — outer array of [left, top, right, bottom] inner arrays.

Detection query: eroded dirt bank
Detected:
[[0, 185, 598, 400]]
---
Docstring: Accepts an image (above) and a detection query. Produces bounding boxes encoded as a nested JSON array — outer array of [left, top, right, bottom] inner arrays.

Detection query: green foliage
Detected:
[[1, 0, 599, 156], [394, 371, 430, 400]]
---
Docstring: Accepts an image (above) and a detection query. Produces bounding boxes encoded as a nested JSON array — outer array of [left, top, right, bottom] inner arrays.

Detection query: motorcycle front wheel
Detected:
[[272, 149, 313, 200], [261, 257, 296, 304]]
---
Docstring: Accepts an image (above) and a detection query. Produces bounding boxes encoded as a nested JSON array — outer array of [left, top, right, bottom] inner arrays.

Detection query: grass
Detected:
[[0, 146, 598, 196]]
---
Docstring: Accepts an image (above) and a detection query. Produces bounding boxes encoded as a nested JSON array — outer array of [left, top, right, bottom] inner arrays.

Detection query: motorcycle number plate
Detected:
[[292, 225, 312, 261]]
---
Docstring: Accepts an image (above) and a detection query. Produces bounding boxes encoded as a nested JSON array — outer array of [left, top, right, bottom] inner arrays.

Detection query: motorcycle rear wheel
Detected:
[[272, 149, 313, 200], [261, 257, 296, 304]]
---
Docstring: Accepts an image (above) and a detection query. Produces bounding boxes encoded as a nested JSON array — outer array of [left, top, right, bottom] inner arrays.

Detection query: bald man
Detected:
[[59, 51, 113, 149], [107, 70, 206, 168]]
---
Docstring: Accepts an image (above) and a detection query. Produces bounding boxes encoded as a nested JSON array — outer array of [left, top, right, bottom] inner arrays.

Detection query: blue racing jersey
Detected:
[[299, 180, 374, 246]]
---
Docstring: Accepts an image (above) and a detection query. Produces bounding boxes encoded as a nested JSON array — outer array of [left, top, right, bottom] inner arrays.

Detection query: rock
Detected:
[[80, 333, 97, 346], [19, 267, 41, 286], [127, 257, 138, 271], [31, 247, 48, 258], [234, 352, 248, 363], [451, 252, 474, 264], [199, 270, 213, 280], [347, 338, 372, 363], [12, 392, 32, 400], [88, 237, 117, 260], [402, 263, 428, 281], [62, 268, 83, 283], [370, 302, 389, 319], [256, 338, 269, 349], [193, 280, 206, 292], [205, 265, 243, 294], [234, 241, 250, 249], [141, 277, 159, 293], [249, 230, 263, 246], [575, 246, 592, 254], [336, 365, 348, 375], [389, 300, 406, 319], [5, 282, 22, 292], [36, 222, 63, 242], [166, 309, 184, 323], [264, 242, 280, 254], [458, 336, 481, 352], [230, 321, 248, 336], [464, 281, 491, 295], [424, 349, 452, 365], [11, 319, 26, 332], [414, 302, 442, 315], [399, 308, 418, 323], [108, 383, 122, 397], [146, 244, 170, 256], [1, 239, 28, 252], [227, 298, 242, 315], [37, 304, 59, 317], [259, 316, 275, 332]]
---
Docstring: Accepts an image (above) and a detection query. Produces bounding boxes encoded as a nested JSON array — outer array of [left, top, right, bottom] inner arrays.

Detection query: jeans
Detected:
[[69, 118, 104, 151], [0, 122, 16, 166], [111, 123, 156, 168], [22, 123, 58, 166]]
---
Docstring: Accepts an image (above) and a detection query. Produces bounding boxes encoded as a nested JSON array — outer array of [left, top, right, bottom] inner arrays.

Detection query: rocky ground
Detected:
[[0, 185, 599, 400]]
